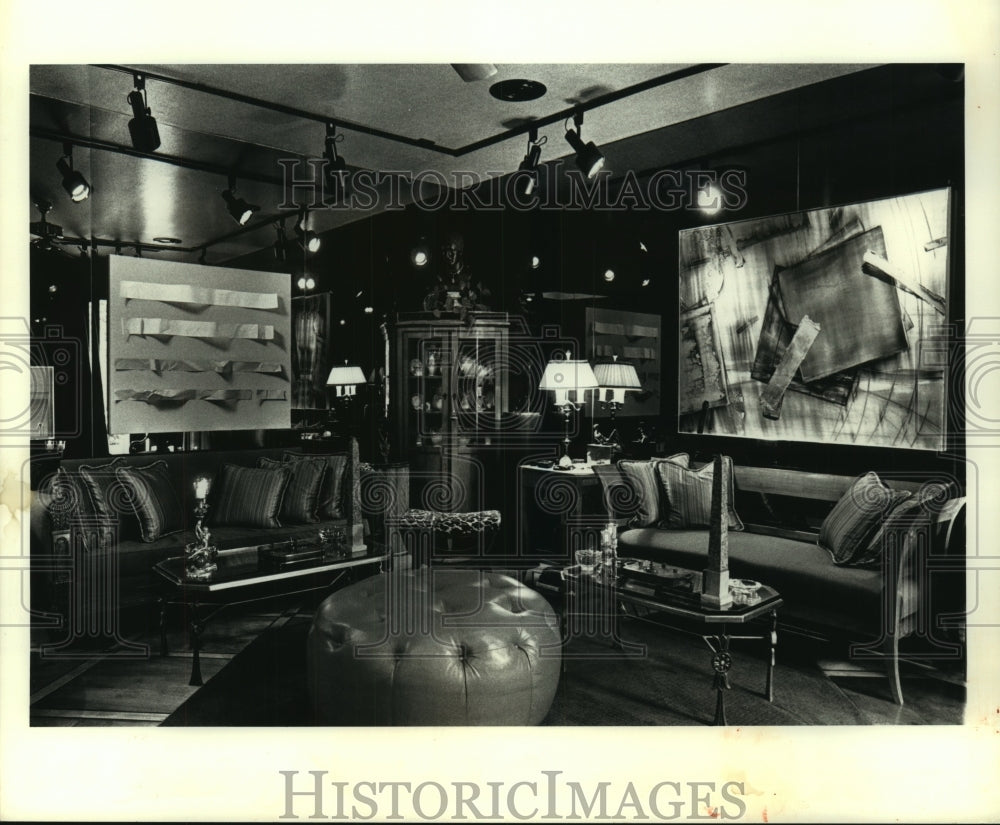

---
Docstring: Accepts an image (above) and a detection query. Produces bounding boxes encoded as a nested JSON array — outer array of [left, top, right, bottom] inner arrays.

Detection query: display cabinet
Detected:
[[392, 313, 510, 512]]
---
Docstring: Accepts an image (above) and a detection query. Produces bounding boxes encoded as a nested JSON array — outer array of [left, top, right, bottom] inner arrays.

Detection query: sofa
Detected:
[[30, 438, 365, 630], [593, 456, 966, 704]]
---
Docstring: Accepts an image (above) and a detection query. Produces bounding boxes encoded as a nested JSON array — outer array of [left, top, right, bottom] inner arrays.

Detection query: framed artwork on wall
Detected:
[[108, 257, 292, 435], [291, 293, 332, 410], [585, 307, 661, 419], [677, 188, 951, 450], [29, 365, 54, 440]]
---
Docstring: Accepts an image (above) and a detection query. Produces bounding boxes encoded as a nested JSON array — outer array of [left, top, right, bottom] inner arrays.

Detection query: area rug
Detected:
[[162, 614, 869, 726]]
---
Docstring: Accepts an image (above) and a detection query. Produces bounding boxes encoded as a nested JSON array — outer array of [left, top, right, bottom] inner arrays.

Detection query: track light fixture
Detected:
[[56, 143, 91, 203], [564, 111, 605, 179], [514, 127, 546, 199], [127, 73, 161, 153], [295, 211, 321, 253], [221, 175, 260, 226], [323, 122, 351, 203]]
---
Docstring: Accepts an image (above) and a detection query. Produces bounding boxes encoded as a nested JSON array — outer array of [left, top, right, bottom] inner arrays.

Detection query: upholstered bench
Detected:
[[306, 568, 561, 725], [398, 508, 502, 566]]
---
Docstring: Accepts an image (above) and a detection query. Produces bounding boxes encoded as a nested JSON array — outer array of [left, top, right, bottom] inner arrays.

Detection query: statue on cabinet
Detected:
[[422, 231, 492, 322]]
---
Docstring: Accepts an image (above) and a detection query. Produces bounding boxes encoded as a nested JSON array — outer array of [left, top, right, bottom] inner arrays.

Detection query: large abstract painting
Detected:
[[678, 189, 950, 450]]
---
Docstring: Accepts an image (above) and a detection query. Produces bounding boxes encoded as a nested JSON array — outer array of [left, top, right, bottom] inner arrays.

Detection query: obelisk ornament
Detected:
[[701, 454, 732, 609]]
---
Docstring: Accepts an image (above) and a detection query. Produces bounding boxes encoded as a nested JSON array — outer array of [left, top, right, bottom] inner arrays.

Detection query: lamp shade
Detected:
[[327, 365, 366, 386], [593, 360, 641, 390], [539, 355, 598, 406], [593, 357, 641, 405], [327, 364, 366, 397]]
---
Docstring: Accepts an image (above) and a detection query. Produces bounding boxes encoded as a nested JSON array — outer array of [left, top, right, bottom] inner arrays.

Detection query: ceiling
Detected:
[[29, 63, 876, 263]]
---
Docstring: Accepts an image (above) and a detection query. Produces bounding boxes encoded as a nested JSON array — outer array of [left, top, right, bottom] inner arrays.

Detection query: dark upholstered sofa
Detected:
[[30, 439, 365, 625], [595, 459, 966, 704]]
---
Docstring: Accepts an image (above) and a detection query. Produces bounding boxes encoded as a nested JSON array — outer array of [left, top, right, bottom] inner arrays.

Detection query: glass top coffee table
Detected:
[[555, 558, 783, 725], [154, 540, 386, 685]]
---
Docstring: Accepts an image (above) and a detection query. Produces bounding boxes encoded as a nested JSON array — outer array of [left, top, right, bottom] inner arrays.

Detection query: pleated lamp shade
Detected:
[[593, 358, 641, 404]]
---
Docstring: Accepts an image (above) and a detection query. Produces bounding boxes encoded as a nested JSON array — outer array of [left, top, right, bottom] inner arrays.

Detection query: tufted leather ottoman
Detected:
[[306, 568, 561, 725]]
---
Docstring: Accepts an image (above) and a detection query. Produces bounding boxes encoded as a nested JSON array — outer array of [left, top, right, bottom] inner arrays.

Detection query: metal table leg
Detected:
[[766, 609, 777, 702], [189, 603, 204, 687]]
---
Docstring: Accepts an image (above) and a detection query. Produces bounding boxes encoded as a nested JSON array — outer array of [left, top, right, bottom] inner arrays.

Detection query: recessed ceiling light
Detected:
[[641, 278, 651, 287], [530, 255, 540, 269], [489, 79, 547, 102], [153, 237, 182, 245], [603, 269, 615, 283], [363, 306, 374, 314], [639, 241, 648, 253]]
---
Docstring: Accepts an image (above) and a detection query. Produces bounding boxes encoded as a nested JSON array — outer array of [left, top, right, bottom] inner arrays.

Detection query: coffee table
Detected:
[[555, 558, 783, 725], [154, 541, 387, 686]]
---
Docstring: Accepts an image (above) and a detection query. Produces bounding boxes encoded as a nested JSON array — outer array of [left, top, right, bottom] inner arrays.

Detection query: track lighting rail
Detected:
[[93, 63, 726, 157]]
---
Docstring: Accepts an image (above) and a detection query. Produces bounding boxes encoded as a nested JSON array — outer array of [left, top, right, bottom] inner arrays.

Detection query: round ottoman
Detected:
[[307, 568, 561, 725]]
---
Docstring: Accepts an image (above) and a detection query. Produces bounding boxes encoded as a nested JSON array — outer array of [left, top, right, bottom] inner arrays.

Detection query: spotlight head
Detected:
[[294, 215, 321, 252], [564, 128, 605, 179], [127, 88, 161, 153], [56, 156, 91, 202], [515, 142, 543, 198], [222, 189, 259, 225]]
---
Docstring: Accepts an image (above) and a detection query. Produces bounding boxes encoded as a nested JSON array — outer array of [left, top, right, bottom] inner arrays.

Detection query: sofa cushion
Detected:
[[285, 452, 347, 520], [852, 483, 951, 567], [44, 468, 106, 552], [115, 461, 185, 543], [618, 456, 682, 527], [656, 454, 744, 530], [210, 463, 291, 528], [819, 472, 909, 564], [259, 456, 326, 524], [77, 458, 139, 541], [618, 527, 887, 633]]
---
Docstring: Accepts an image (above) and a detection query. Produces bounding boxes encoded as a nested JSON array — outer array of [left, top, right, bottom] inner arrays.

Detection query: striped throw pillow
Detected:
[[259, 456, 326, 524], [656, 454, 744, 530], [618, 458, 675, 527], [819, 472, 906, 564], [284, 452, 347, 520], [115, 461, 185, 543], [210, 464, 291, 528]]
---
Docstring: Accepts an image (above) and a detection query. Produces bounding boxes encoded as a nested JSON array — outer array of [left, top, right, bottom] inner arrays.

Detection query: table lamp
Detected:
[[593, 356, 641, 422], [539, 351, 599, 468], [326, 362, 367, 398]]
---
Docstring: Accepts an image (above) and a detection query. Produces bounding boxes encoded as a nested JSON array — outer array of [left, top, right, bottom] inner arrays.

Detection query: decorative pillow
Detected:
[[78, 457, 135, 524], [259, 456, 326, 524], [656, 454, 744, 530], [76, 458, 139, 542], [848, 481, 954, 567], [284, 452, 347, 520], [43, 469, 106, 552], [114, 461, 185, 543], [819, 472, 908, 564], [210, 463, 291, 528], [618, 458, 677, 527]]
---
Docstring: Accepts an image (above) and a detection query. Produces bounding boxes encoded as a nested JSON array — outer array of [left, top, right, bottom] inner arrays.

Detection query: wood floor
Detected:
[[29, 595, 966, 727]]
